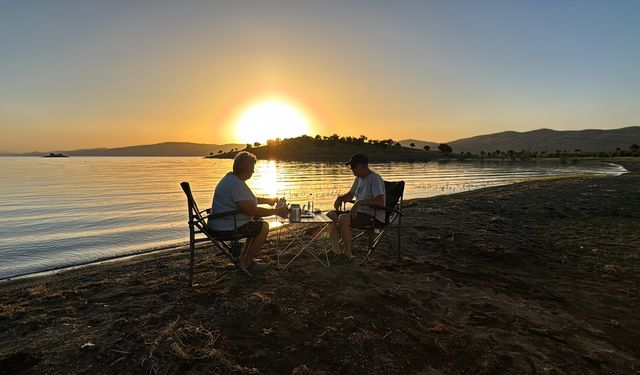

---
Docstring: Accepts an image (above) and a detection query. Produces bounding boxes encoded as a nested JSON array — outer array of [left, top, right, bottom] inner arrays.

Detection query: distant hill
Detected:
[[402, 127, 640, 154], [13, 142, 244, 157], [5, 126, 638, 157], [448, 127, 640, 154], [398, 139, 440, 150]]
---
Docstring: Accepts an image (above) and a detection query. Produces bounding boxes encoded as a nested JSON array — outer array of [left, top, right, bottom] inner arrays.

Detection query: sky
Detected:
[[1, 0, 639, 152]]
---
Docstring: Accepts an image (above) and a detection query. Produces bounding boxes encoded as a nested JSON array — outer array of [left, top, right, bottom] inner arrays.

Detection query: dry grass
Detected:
[[0, 303, 28, 319], [144, 318, 258, 375]]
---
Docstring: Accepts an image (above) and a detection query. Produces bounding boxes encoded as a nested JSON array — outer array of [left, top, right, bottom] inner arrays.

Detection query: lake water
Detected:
[[0, 157, 626, 279]]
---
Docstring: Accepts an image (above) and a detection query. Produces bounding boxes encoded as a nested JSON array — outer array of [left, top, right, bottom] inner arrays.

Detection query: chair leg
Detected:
[[188, 231, 195, 287], [360, 229, 384, 265]]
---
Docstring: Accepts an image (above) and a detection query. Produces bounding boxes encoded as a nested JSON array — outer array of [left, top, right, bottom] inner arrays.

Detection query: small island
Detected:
[[205, 134, 441, 162], [42, 153, 69, 158]]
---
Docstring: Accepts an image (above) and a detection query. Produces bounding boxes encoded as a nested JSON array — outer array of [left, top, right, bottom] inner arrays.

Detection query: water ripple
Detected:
[[0, 157, 625, 279]]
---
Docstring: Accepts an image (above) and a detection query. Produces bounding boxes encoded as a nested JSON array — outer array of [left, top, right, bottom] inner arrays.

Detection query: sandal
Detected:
[[331, 254, 354, 265], [325, 250, 341, 259], [244, 261, 267, 273]]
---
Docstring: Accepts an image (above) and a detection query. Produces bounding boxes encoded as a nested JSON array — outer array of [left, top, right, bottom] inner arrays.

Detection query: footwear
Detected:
[[246, 261, 267, 273], [230, 242, 242, 259], [331, 254, 354, 265], [325, 250, 341, 259]]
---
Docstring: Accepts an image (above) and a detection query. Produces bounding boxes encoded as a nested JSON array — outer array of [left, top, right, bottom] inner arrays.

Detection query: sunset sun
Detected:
[[235, 99, 311, 144]]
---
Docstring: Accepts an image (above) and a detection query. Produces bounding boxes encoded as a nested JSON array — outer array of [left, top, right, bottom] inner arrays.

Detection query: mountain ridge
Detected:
[[401, 126, 640, 153], [8, 142, 244, 157], [3, 126, 638, 156]]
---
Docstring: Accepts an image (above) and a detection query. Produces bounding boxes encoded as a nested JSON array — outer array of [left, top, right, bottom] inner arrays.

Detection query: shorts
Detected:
[[210, 219, 265, 240], [351, 212, 385, 229], [328, 210, 385, 229]]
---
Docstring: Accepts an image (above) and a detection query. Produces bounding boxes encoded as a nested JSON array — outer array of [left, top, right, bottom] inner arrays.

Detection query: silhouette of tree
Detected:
[[438, 143, 453, 155], [218, 150, 222, 154], [410, 142, 415, 148], [209, 152, 213, 156], [254, 142, 261, 147], [423, 145, 430, 151]]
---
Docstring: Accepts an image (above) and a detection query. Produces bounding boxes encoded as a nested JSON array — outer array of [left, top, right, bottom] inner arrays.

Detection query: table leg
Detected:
[[280, 223, 331, 270]]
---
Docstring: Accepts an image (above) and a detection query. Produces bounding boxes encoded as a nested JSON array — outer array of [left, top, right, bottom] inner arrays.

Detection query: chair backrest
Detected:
[[180, 181, 206, 225], [383, 180, 405, 223]]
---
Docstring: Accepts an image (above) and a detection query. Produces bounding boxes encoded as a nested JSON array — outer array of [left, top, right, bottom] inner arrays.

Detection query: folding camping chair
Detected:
[[345, 180, 405, 264], [180, 182, 251, 286]]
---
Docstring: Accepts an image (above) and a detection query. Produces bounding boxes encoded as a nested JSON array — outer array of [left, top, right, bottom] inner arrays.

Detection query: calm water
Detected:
[[0, 157, 626, 279]]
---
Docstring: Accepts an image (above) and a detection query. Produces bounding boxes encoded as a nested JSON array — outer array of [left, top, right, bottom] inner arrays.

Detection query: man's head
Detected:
[[345, 153, 370, 177], [233, 151, 257, 180]]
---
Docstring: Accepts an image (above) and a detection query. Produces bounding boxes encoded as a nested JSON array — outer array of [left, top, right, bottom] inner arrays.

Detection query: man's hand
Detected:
[[333, 196, 343, 211], [275, 206, 289, 218]]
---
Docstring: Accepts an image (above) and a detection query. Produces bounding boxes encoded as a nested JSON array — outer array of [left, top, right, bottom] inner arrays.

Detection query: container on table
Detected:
[[290, 204, 301, 222]]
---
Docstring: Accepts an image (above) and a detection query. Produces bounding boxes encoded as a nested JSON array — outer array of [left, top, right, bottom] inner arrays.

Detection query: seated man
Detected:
[[327, 153, 386, 263], [208, 151, 289, 272]]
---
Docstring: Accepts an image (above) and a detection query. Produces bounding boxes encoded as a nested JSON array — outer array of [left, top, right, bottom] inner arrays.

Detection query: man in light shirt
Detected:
[[208, 151, 289, 272], [328, 153, 386, 263]]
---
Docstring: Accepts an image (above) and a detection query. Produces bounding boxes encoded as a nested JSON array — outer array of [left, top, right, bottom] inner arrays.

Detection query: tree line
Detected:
[[209, 133, 639, 159]]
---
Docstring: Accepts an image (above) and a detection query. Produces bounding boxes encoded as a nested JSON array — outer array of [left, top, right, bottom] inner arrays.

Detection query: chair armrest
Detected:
[[191, 210, 239, 226], [206, 210, 239, 220], [363, 204, 404, 216], [343, 201, 403, 217]]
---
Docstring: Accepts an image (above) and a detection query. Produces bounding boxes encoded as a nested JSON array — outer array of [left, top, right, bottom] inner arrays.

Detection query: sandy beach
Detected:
[[1, 159, 638, 374]]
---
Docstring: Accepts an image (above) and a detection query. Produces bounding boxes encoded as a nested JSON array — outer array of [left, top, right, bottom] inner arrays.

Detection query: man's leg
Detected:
[[326, 210, 342, 254], [338, 213, 354, 258], [239, 221, 269, 269]]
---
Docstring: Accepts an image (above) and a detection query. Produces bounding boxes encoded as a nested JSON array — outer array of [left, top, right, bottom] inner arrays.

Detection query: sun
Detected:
[[235, 99, 311, 144]]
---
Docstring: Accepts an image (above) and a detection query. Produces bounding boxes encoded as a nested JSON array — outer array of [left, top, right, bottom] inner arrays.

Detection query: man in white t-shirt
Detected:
[[208, 151, 289, 272], [327, 153, 386, 263]]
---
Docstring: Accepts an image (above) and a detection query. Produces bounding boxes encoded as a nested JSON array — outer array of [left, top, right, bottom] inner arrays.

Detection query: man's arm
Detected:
[[334, 191, 355, 210], [358, 194, 384, 208], [350, 194, 384, 219], [237, 200, 288, 218], [256, 197, 277, 205]]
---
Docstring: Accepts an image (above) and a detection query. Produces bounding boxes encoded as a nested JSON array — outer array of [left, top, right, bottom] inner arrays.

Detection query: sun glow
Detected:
[[234, 99, 311, 144], [249, 160, 279, 198]]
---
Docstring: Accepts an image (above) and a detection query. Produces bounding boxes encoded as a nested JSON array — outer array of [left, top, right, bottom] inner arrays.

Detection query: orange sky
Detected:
[[1, 2, 639, 152]]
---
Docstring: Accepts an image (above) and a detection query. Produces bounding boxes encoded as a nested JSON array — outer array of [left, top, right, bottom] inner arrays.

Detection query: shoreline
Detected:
[[0, 158, 638, 373], [0, 244, 186, 283], [1, 159, 630, 283]]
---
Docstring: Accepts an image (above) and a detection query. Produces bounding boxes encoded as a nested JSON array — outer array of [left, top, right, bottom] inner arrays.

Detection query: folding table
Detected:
[[275, 212, 333, 270]]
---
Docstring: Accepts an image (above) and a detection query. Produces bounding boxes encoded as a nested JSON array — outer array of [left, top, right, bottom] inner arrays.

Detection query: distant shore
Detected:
[[0, 158, 638, 374]]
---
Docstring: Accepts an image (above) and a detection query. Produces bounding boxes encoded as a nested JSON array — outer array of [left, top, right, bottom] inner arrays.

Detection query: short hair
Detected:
[[233, 151, 257, 174]]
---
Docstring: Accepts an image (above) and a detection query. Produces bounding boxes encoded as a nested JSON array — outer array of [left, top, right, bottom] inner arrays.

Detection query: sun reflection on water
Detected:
[[250, 160, 279, 199]]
